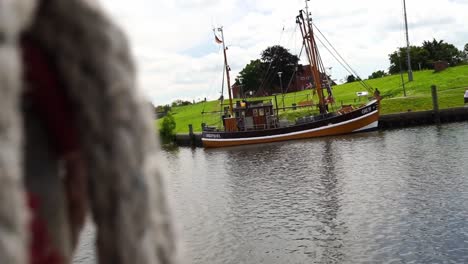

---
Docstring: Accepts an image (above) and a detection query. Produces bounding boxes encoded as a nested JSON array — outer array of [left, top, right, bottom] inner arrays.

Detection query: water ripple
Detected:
[[74, 122, 468, 263]]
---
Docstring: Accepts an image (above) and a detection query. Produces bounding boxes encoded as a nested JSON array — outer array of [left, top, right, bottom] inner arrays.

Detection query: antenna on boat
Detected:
[[305, 0, 312, 24], [217, 27, 234, 116]]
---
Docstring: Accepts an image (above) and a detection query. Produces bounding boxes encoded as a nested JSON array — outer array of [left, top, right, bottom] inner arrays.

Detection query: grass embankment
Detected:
[[159, 65, 468, 133]]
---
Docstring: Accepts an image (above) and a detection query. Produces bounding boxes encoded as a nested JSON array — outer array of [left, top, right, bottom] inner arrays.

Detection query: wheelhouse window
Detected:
[[259, 108, 264, 116], [253, 109, 258, 117]]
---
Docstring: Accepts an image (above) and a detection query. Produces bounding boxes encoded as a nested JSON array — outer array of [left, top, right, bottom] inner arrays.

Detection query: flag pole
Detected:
[[218, 27, 234, 116]]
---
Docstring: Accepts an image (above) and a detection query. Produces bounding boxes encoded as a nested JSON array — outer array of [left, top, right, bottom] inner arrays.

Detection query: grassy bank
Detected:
[[158, 65, 468, 133]]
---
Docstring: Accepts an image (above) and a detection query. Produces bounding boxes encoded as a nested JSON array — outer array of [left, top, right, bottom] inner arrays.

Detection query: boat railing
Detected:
[[202, 126, 218, 132], [295, 112, 338, 125], [296, 116, 315, 124], [278, 120, 290, 128]]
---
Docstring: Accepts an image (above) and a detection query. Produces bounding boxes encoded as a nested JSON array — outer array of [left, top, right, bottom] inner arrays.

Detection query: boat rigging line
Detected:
[[279, 23, 301, 95], [219, 51, 226, 108], [313, 32, 372, 93], [258, 24, 291, 95], [283, 44, 305, 95], [311, 23, 374, 93]]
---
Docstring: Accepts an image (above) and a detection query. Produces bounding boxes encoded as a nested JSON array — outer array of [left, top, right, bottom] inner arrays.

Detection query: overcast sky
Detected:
[[100, 0, 468, 106]]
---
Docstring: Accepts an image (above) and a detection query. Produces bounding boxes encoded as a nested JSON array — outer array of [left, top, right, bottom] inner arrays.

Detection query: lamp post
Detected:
[[294, 66, 298, 91], [278, 72, 284, 110], [398, 51, 407, 97], [403, 0, 413, 81]]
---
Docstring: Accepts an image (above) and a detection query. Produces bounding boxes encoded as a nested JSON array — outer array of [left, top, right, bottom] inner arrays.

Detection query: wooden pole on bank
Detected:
[[431, 85, 440, 124], [189, 124, 194, 146], [274, 94, 279, 119]]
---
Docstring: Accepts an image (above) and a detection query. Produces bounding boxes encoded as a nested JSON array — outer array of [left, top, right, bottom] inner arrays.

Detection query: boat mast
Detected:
[[218, 27, 234, 116], [299, 0, 327, 114]]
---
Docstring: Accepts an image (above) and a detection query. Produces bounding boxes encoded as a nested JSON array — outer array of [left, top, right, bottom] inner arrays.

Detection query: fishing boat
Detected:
[[202, 2, 380, 148]]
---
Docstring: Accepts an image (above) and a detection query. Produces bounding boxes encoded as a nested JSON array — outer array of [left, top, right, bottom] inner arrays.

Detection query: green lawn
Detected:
[[158, 65, 468, 133]]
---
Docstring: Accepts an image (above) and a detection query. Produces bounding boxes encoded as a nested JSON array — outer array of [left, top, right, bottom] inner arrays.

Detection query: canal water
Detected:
[[74, 122, 468, 263]]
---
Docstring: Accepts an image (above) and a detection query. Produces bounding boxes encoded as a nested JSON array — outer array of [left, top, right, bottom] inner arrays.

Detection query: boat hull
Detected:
[[202, 101, 379, 148]]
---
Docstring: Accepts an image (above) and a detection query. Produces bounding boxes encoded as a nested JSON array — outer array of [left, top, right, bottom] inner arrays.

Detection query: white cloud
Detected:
[[100, 0, 468, 105]]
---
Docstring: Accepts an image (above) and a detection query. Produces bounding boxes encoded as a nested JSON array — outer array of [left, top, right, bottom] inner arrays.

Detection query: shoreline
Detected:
[[173, 106, 468, 147]]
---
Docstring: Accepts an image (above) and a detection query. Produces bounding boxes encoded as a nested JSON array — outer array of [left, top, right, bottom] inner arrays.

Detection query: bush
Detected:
[[156, 104, 171, 113], [368, 70, 388, 79], [159, 112, 176, 143], [171, 99, 192, 107]]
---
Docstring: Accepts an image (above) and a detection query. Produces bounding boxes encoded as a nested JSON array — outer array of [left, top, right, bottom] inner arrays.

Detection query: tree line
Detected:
[[389, 39, 467, 74], [345, 39, 467, 83]]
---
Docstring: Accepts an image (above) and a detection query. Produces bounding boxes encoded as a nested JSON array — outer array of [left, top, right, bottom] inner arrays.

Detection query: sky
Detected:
[[99, 0, 468, 106]]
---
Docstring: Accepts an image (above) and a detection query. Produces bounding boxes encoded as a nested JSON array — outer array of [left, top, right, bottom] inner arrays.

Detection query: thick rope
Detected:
[[0, 1, 37, 263], [0, 0, 179, 263], [26, 1, 178, 263]]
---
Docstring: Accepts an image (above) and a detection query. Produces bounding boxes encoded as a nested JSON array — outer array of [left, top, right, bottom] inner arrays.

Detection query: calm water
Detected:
[[74, 122, 468, 263]]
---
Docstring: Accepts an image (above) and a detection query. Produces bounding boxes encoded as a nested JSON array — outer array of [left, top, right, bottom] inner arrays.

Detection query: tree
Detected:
[[464, 43, 468, 60], [368, 70, 387, 79], [259, 45, 299, 93], [422, 38, 463, 65], [159, 112, 176, 143], [388, 46, 430, 74], [346, 74, 356, 83], [236, 59, 265, 95], [236, 45, 299, 95]]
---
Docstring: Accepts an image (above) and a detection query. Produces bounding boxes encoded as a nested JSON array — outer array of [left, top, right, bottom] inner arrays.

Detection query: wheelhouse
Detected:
[[223, 100, 277, 132]]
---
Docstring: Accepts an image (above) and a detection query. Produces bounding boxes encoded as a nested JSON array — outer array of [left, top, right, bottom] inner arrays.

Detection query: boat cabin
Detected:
[[224, 100, 277, 132]]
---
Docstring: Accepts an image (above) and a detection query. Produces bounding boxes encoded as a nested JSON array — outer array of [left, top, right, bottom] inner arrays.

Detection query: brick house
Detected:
[[290, 64, 332, 92], [232, 83, 241, 98], [434, 60, 449, 72]]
